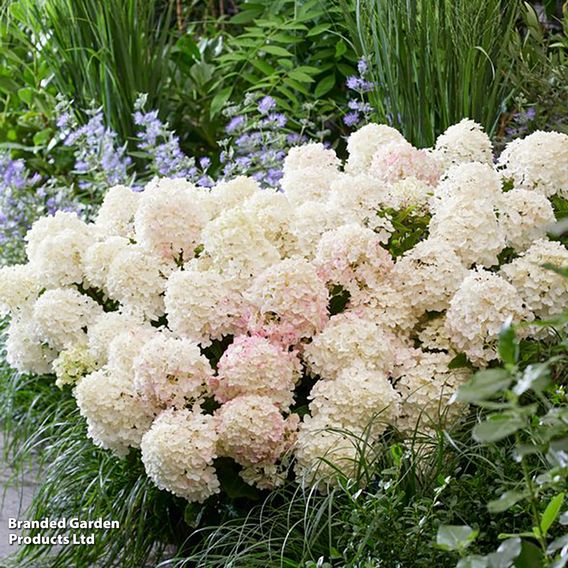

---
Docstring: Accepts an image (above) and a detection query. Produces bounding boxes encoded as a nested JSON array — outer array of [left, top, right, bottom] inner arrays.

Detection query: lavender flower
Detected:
[[344, 57, 376, 129]]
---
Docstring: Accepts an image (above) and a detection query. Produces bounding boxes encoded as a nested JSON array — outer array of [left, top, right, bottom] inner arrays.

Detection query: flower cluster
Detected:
[[1, 122, 567, 501]]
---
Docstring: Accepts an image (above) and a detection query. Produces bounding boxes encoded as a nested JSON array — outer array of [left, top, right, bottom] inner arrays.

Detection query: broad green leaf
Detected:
[[288, 69, 314, 83], [547, 534, 568, 554], [17, 87, 34, 105], [307, 23, 331, 36], [514, 541, 544, 568], [315, 74, 336, 98], [263, 45, 293, 57], [0, 76, 19, 94], [230, 9, 263, 24], [209, 86, 233, 118], [498, 317, 519, 367], [436, 525, 478, 552], [473, 413, 524, 443], [335, 40, 347, 58], [487, 538, 521, 568], [457, 557, 489, 568], [488, 490, 528, 513], [456, 369, 512, 403], [540, 493, 565, 536]]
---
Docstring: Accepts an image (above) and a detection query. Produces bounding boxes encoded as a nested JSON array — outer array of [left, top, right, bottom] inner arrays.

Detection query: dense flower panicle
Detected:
[[429, 196, 506, 267], [2, 121, 563, 499], [304, 311, 399, 379], [433, 119, 493, 168], [5, 314, 57, 375], [246, 258, 329, 345], [105, 245, 173, 320], [202, 207, 281, 279], [33, 289, 102, 351], [141, 409, 220, 502], [345, 123, 405, 174], [314, 224, 394, 296], [213, 335, 301, 408], [501, 239, 568, 319], [431, 162, 502, 208], [308, 364, 400, 436], [86, 311, 143, 365], [94, 185, 140, 239], [133, 334, 213, 409], [215, 395, 298, 467], [396, 351, 471, 434], [498, 131, 568, 197], [392, 239, 468, 314], [498, 189, 556, 251], [0, 264, 39, 316], [445, 269, 531, 364], [83, 237, 130, 293], [369, 140, 441, 187], [134, 179, 208, 260], [75, 367, 157, 456], [165, 267, 246, 345]]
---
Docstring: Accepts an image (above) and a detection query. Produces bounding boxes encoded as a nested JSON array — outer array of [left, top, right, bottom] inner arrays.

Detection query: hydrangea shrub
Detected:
[[1, 121, 567, 503]]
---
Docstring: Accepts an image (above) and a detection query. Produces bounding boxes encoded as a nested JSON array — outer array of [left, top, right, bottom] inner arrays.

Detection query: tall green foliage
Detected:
[[346, 0, 519, 147], [7, 0, 175, 140]]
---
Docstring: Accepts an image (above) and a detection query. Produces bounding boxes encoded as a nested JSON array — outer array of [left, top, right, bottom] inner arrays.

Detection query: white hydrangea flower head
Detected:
[[396, 351, 471, 434], [283, 142, 340, 173], [314, 224, 394, 296], [133, 334, 213, 409], [288, 200, 346, 257], [106, 325, 157, 376], [445, 269, 531, 365], [240, 463, 289, 491], [345, 123, 406, 174], [141, 408, 220, 502], [328, 173, 390, 228], [164, 266, 247, 346], [416, 316, 456, 354], [134, 178, 208, 260], [75, 367, 157, 456], [33, 288, 102, 350], [429, 196, 506, 267], [5, 313, 56, 375], [498, 130, 568, 197], [83, 236, 130, 293], [280, 166, 343, 206], [434, 119, 493, 169], [432, 162, 502, 207], [391, 238, 468, 313], [87, 311, 144, 365], [53, 342, 98, 388], [105, 245, 174, 320], [94, 184, 140, 239], [246, 258, 329, 346], [25, 211, 94, 288], [498, 189, 556, 251], [383, 177, 433, 212], [202, 207, 281, 279], [308, 364, 400, 437], [242, 189, 296, 256], [209, 175, 259, 215], [368, 140, 442, 187], [0, 264, 40, 316], [215, 395, 299, 467], [212, 335, 301, 408], [294, 415, 363, 486], [501, 239, 568, 319], [304, 310, 398, 379]]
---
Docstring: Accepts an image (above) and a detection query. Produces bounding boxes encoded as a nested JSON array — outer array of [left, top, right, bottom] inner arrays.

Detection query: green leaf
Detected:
[[230, 9, 263, 24], [250, 59, 277, 76], [498, 318, 519, 367], [209, 86, 233, 118], [487, 538, 522, 568], [488, 490, 528, 513], [288, 69, 315, 83], [17, 87, 34, 105], [307, 23, 331, 37], [540, 493, 565, 536], [32, 128, 53, 147], [314, 74, 336, 98], [456, 369, 512, 403], [547, 534, 568, 554], [513, 363, 550, 396], [0, 76, 19, 94], [263, 45, 293, 57], [436, 525, 478, 552], [335, 40, 347, 58], [514, 541, 544, 568], [473, 413, 524, 443], [457, 557, 489, 568]]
